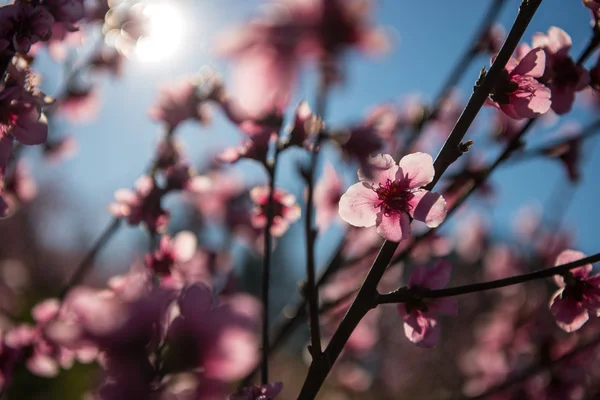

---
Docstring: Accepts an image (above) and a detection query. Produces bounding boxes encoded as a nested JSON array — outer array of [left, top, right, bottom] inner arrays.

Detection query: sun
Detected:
[[134, 3, 185, 63]]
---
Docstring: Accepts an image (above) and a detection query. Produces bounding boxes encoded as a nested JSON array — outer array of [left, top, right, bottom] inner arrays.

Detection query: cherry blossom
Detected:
[[148, 76, 212, 130], [549, 250, 600, 332], [338, 153, 447, 242], [109, 175, 169, 233], [0, 3, 54, 54], [314, 163, 344, 230], [230, 382, 283, 400], [250, 186, 301, 237], [487, 47, 551, 119], [397, 260, 458, 348], [145, 231, 197, 277], [532, 27, 590, 114]]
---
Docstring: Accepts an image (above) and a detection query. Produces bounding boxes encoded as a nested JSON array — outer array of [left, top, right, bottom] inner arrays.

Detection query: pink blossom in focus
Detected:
[[549, 250, 600, 332], [109, 175, 169, 233], [314, 163, 344, 230], [250, 186, 301, 237], [397, 260, 458, 348], [487, 48, 551, 119], [532, 27, 590, 114], [230, 382, 283, 400], [338, 153, 447, 242]]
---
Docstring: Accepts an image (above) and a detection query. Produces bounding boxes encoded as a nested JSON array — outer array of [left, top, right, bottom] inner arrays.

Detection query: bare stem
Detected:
[[59, 218, 122, 299]]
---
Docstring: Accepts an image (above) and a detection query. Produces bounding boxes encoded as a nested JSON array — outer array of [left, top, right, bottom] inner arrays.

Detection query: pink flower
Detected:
[[56, 85, 101, 123], [42, 0, 85, 32], [250, 186, 301, 237], [487, 48, 551, 119], [145, 231, 196, 276], [549, 250, 600, 332], [217, 2, 316, 117], [314, 163, 344, 230], [0, 85, 49, 147], [584, 0, 600, 21], [230, 382, 283, 400], [532, 27, 590, 115], [109, 175, 169, 233], [338, 153, 447, 242], [1, 160, 38, 217], [287, 101, 319, 148], [475, 23, 505, 54], [397, 260, 458, 348], [0, 4, 54, 54], [148, 77, 212, 130]]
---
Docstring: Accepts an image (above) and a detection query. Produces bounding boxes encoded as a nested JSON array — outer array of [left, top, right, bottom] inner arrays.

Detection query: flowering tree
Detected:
[[2, 0, 600, 399]]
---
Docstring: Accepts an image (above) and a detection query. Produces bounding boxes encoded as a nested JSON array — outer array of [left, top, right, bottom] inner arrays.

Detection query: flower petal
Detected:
[[555, 249, 591, 277], [338, 183, 379, 227], [358, 153, 399, 185], [403, 312, 440, 348], [375, 211, 409, 242], [511, 48, 546, 78], [550, 291, 589, 332], [408, 189, 447, 228], [398, 152, 435, 188], [409, 259, 452, 289]]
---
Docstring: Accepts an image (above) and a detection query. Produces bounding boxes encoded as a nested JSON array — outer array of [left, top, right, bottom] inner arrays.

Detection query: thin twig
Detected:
[[378, 252, 600, 303], [298, 1, 543, 397], [303, 72, 330, 359], [59, 218, 122, 299], [260, 140, 282, 384]]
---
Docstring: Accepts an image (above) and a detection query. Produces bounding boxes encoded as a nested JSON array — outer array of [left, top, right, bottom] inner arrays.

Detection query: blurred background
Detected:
[[1, 0, 600, 398]]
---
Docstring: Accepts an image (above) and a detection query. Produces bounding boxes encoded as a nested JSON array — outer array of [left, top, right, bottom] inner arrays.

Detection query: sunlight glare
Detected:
[[135, 3, 184, 63]]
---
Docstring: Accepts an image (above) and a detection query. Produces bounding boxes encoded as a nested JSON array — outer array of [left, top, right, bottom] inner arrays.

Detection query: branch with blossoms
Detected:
[[4, 0, 600, 399]]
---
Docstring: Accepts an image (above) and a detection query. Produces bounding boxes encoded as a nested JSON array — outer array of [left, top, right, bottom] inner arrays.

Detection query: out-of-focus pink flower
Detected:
[[230, 382, 283, 400], [492, 110, 526, 143], [0, 4, 54, 54], [89, 46, 124, 77], [43, 136, 78, 163], [0, 84, 49, 147], [454, 212, 488, 263], [584, 0, 600, 21], [218, 116, 281, 164], [487, 48, 551, 119], [148, 77, 212, 130], [42, 0, 85, 32], [475, 23, 505, 54], [163, 162, 209, 193], [287, 101, 319, 148], [397, 260, 458, 348], [250, 186, 301, 237], [338, 153, 446, 242], [109, 175, 169, 233], [543, 124, 582, 182], [167, 285, 259, 381], [32, 22, 83, 61], [314, 163, 344, 230], [1, 160, 37, 217], [145, 231, 196, 277], [532, 27, 589, 115], [56, 85, 100, 123], [549, 250, 600, 332], [331, 116, 385, 176]]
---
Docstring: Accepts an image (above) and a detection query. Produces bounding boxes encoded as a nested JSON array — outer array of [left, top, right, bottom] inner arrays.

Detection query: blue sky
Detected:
[[26, 0, 600, 284]]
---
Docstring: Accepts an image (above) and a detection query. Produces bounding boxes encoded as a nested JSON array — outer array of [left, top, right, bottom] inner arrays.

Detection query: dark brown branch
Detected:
[[378, 252, 600, 303]]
